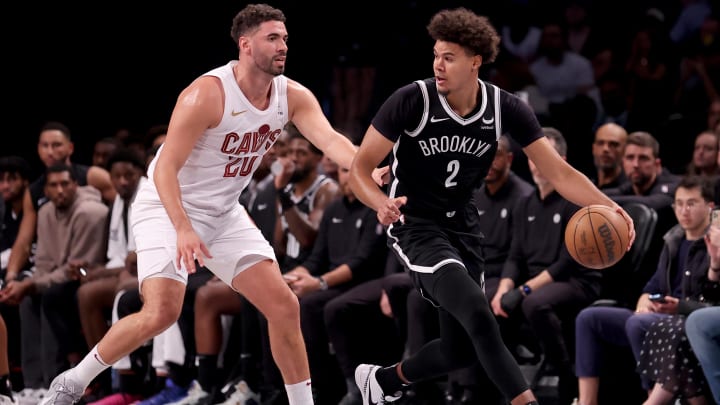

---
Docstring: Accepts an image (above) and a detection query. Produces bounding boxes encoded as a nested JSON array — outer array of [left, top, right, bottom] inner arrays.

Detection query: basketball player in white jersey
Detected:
[[42, 4, 358, 405]]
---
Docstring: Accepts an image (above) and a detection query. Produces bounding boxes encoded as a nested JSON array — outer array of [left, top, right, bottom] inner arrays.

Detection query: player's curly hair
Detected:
[[427, 7, 500, 63], [230, 3, 286, 45]]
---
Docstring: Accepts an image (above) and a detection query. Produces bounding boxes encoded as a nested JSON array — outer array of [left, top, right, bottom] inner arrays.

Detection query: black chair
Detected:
[[592, 202, 658, 308]]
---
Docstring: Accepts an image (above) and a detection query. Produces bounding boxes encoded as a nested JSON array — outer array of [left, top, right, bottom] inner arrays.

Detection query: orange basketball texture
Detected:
[[564, 205, 630, 270]]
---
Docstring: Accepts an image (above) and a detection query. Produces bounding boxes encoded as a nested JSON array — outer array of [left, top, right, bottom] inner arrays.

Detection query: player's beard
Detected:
[[256, 54, 286, 76]]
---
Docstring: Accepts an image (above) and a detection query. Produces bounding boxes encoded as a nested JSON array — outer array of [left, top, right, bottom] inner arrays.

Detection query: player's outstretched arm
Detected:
[[349, 126, 405, 226], [287, 80, 356, 170]]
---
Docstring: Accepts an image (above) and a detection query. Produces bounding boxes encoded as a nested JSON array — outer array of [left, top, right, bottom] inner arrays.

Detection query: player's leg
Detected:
[[208, 206, 312, 404], [231, 259, 312, 403], [407, 266, 536, 405], [41, 273, 186, 405]]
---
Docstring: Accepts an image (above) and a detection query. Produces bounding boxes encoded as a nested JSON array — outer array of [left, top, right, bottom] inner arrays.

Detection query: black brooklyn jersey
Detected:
[[372, 78, 543, 218]]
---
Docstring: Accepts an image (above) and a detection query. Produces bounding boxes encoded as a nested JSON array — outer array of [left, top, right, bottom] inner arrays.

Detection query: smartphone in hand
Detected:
[[712, 209, 720, 227], [648, 293, 667, 303]]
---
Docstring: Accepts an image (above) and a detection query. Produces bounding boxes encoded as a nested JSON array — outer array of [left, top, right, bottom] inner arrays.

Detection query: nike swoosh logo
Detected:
[[482, 116, 494, 125], [528, 216, 535, 221], [430, 116, 450, 123], [231, 110, 247, 116], [256, 204, 268, 211], [332, 218, 343, 223]]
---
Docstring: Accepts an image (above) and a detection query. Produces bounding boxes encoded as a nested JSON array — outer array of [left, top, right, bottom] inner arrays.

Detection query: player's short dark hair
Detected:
[[230, 4, 286, 44], [677, 175, 715, 203], [40, 121, 72, 141], [0, 156, 31, 180], [627, 132, 660, 158], [542, 127, 567, 156], [45, 163, 76, 183], [427, 7, 500, 63], [105, 147, 146, 172]]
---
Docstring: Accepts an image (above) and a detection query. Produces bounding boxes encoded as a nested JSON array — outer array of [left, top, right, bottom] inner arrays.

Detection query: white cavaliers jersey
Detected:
[[137, 61, 289, 217]]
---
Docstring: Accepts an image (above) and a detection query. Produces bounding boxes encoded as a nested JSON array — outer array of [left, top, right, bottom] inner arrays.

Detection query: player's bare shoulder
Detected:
[[174, 75, 225, 127], [286, 78, 319, 113]]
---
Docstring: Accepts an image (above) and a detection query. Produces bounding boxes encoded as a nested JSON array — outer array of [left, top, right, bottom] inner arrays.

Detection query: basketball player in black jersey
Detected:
[[349, 7, 636, 405]]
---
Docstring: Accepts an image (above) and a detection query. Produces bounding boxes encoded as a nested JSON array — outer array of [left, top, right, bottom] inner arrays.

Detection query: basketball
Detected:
[[564, 205, 630, 269]]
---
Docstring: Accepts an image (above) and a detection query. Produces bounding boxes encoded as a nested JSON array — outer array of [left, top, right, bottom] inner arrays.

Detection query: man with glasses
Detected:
[[572, 175, 715, 405]]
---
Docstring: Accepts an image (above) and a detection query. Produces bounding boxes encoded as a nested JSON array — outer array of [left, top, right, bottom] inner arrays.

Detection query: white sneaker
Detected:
[[0, 394, 18, 405], [354, 364, 402, 405], [166, 381, 208, 405], [218, 380, 259, 405], [39, 371, 85, 405]]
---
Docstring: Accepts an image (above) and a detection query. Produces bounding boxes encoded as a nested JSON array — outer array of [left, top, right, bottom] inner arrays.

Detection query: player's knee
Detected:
[[265, 291, 300, 325], [139, 297, 182, 333]]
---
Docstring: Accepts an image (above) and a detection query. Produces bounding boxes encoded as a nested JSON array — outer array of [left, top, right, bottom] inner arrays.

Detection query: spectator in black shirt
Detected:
[[490, 128, 602, 404], [0, 157, 31, 274], [284, 165, 387, 404]]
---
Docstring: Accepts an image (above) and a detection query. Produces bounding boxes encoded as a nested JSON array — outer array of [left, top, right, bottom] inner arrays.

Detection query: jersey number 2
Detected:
[[445, 160, 459, 188]]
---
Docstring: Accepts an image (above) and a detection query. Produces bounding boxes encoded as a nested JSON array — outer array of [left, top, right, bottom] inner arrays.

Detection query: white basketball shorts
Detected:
[[131, 201, 276, 290]]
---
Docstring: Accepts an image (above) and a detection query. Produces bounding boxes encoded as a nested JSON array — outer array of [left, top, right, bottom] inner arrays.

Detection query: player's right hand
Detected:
[[377, 196, 407, 226], [176, 228, 212, 273]]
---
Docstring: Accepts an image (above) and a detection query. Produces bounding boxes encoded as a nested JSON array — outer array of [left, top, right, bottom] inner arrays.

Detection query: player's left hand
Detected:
[[615, 205, 636, 251]]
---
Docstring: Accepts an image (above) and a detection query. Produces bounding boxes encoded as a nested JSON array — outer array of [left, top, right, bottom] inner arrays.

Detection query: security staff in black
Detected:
[[349, 7, 634, 405]]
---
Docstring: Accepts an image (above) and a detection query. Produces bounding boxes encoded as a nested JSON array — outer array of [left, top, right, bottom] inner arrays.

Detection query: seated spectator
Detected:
[[324, 256, 407, 405], [5, 122, 115, 292], [686, 130, 719, 177], [0, 313, 15, 403], [686, 304, 720, 404], [283, 164, 387, 404], [605, 131, 683, 289], [638, 219, 720, 405], [0, 156, 31, 390], [71, 148, 146, 401], [0, 156, 32, 273], [604, 131, 681, 211], [574, 175, 715, 405], [490, 128, 601, 405], [590, 123, 628, 189], [91, 137, 121, 169], [0, 163, 108, 391], [274, 126, 340, 271]]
